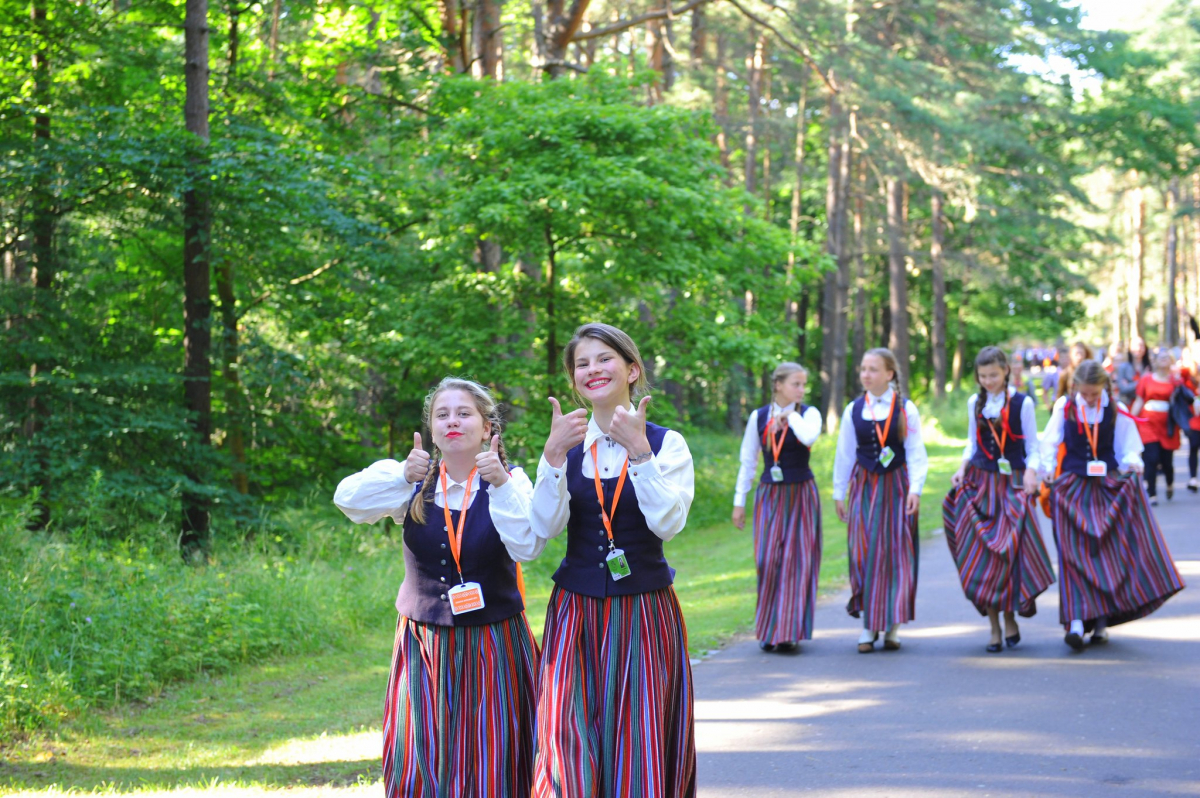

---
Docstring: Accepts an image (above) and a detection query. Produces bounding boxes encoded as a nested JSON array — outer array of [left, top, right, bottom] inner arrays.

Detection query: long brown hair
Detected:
[[864, 347, 907, 438], [1069, 359, 1116, 412], [1056, 342, 1095, 401], [973, 346, 1011, 420], [408, 377, 509, 525], [562, 323, 649, 405]]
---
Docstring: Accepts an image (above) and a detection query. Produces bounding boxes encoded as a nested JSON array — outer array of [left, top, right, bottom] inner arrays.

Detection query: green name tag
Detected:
[[997, 457, 1013, 476], [606, 548, 632, 580], [879, 446, 895, 467]]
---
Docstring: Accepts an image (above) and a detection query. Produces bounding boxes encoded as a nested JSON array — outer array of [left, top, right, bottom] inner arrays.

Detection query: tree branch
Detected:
[[573, 0, 709, 42], [242, 259, 341, 315], [722, 0, 837, 93]]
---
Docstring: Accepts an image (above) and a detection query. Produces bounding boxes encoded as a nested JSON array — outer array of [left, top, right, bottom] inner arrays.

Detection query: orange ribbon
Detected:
[[439, 464, 477, 584], [590, 441, 628, 546], [865, 390, 897, 449]]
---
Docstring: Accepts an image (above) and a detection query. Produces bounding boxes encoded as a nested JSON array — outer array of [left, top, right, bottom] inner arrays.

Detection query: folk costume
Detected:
[[734, 402, 823, 646], [942, 388, 1055, 618], [530, 411, 697, 797], [334, 461, 541, 798]]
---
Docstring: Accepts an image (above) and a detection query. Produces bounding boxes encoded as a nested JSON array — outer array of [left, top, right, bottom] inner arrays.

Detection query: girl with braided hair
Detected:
[[334, 377, 542, 797], [943, 347, 1055, 653], [1038, 360, 1185, 651], [832, 348, 929, 654]]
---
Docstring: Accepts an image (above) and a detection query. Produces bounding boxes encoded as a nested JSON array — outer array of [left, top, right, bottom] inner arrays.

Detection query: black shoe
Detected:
[[759, 641, 776, 652], [986, 642, 1003, 653], [776, 642, 799, 653], [1005, 633, 1021, 648], [1065, 631, 1085, 651], [1089, 631, 1109, 645], [1166, 484, 1174, 501]]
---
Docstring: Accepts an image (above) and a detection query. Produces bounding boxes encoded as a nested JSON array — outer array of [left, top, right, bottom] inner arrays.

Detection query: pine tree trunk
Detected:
[[474, 0, 505, 79], [851, 163, 866, 376], [930, 189, 947, 398], [1128, 178, 1145, 342], [1166, 177, 1179, 345], [714, 33, 731, 177], [886, 176, 909, 396], [689, 4, 705, 69], [743, 32, 766, 198]]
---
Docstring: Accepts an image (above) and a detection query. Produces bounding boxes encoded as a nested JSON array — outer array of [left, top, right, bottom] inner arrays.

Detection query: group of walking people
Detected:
[[332, 321, 1186, 797]]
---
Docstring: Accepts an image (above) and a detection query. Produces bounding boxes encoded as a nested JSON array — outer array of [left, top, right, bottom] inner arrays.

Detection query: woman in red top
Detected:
[[1180, 345, 1200, 493], [1131, 350, 1180, 504]]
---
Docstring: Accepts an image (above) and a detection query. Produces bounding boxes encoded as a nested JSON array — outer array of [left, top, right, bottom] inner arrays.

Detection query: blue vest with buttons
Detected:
[[397, 478, 525, 626], [852, 395, 908, 474], [1061, 399, 1119, 477], [969, 391, 1029, 473], [756, 404, 815, 484], [553, 423, 675, 599]]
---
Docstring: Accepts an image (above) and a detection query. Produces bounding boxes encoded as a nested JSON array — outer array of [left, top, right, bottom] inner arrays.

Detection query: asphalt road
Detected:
[[693, 456, 1200, 797]]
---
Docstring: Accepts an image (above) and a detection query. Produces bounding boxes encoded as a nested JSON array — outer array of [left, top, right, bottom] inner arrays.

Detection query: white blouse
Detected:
[[831, 388, 929, 501], [1038, 393, 1144, 476], [333, 459, 545, 562], [733, 402, 822, 507], [961, 388, 1040, 473], [531, 411, 694, 544]]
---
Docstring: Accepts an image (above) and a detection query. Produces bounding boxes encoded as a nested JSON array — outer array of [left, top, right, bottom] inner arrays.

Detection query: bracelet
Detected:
[[628, 451, 653, 465]]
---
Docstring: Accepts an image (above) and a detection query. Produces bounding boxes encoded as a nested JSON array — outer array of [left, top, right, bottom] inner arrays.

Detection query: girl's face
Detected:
[[573, 337, 639, 407], [1070, 344, 1088, 366], [977, 362, 1008, 396], [775, 371, 807, 407], [1131, 338, 1146, 357], [1076, 382, 1106, 407], [430, 390, 490, 455], [1154, 352, 1173, 373], [860, 354, 894, 396]]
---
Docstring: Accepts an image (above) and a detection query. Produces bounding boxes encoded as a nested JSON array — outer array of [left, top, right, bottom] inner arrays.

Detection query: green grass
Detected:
[[1, 400, 974, 794]]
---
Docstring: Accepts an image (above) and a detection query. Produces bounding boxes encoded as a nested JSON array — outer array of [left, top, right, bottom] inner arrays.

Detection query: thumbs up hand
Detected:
[[405, 432, 432, 483], [610, 395, 652, 460], [544, 397, 589, 468], [476, 434, 508, 487]]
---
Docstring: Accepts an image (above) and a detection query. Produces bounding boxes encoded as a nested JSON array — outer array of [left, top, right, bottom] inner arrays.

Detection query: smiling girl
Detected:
[[1038, 360, 1184, 651], [832, 348, 929, 653], [943, 347, 1055, 653], [333, 378, 542, 797], [529, 322, 696, 798], [732, 362, 823, 653]]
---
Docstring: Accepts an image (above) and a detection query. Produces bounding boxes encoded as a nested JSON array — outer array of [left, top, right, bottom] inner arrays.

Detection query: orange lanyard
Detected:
[[590, 441, 628, 546], [978, 403, 1009, 460], [865, 390, 897, 448], [439, 464, 478, 583], [762, 408, 788, 464], [1079, 398, 1102, 460]]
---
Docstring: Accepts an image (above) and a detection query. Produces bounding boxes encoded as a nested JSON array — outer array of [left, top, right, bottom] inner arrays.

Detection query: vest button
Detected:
[[599, 562, 605, 568], [440, 576, 446, 582], [441, 543, 447, 549], [440, 559, 447, 565], [440, 594, 447, 601], [597, 545, 604, 551], [443, 526, 448, 532]]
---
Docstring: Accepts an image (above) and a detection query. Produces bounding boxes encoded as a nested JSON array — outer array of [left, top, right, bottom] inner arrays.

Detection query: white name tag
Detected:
[[879, 446, 895, 467], [997, 457, 1013, 476], [447, 581, 486, 615], [770, 465, 784, 482], [1086, 460, 1108, 478]]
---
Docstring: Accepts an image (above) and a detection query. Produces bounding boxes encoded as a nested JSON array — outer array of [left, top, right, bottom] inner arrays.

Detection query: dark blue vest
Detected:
[[397, 478, 525, 626], [552, 423, 675, 598], [756, 404, 814, 484], [852, 394, 908, 474], [1061, 399, 1119, 477], [969, 392, 1029, 473]]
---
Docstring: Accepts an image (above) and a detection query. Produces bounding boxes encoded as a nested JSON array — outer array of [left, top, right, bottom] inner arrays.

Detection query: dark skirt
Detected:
[[753, 479, 822, 643], [845, 465, 919, 631], [532, 586, 696, 798], [383, 613, 539, 798], [1049, 471, 1185, 628], [942, 466, 1055, 617]]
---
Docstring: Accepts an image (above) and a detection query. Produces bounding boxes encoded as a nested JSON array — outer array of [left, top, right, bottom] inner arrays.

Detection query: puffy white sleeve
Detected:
[[1038, 397, 1068, 478], [333, 459, 415, 525], [486, 467, 546, 562], [832, 404, 857, 501], [628, 430, 695, 542], [904, 400, 929, 495], [1020, 395, 1040, 474], [734, 410, 762, 508], [530, 454, 571, 543], [790, 405, 823, 447], [1114, 402, 1145, 472], [962, 394, 978, 463]]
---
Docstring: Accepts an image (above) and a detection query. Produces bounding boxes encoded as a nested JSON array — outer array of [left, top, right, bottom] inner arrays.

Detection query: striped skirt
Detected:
[[845, 466, 919, 631], [753, 479, 822, 644], [942, 466, 1055, 617], [383, 613, 539, 798], [531, 586, 696, 798], [1049, 471, 1185, 628]]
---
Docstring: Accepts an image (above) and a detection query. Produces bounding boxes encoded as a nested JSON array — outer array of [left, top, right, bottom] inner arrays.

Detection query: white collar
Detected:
[[770, 401, 797, 415], [584, 405, 637, 451], [1073, 391, 1110, 412], [433, 468, 479, 496], [865, 387, 895, 405]]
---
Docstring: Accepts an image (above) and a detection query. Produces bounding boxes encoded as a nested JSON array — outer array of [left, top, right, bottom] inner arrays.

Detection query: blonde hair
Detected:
[[408, 377, 508, 525], [1070, 359, 1115, 406], [772, 362, 808, 385], [973, 346, 1011, 417], [562, 323, 650, 405], [863, 347, 906, 438]]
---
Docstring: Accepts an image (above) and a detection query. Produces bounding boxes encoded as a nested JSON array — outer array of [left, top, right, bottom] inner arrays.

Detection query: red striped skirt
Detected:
[[531, 586, 696, 798], [1049, 471, 1185, 628], [942, 466, 1055, 617], [382, 613, 539, 798], [753, 479, 823, 643], [845, 466, 919, 631]]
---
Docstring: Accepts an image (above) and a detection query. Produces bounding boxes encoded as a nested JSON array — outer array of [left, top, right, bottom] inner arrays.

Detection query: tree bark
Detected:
[[743, 32, 766, 199], [851, 162, 866, 377], [268, 0, 282, 79], [786, 67, 809, 295], [760, 66, 772, 221], [1166, 177, 1179, 345], [441, 0, 467, 73], [886, 176, 909, 396], [930, 188, 947, 398], [819, 92, 850, 429], [689, 3, 705, 69], [1128, 178, 1145, 342], [714, 33, 731, 178], [473, 0, 505, 79], [182, 0, 213, 559]]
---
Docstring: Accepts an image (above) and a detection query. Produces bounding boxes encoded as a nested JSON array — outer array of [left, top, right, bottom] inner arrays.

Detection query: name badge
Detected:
[[997, 457, 1013, 476], [770, 465, 784, 482], [606, 548, 632, 580], [447, 582, 486, 615], [1086, 460, 1108, 478], [879, 446, 896, 468]]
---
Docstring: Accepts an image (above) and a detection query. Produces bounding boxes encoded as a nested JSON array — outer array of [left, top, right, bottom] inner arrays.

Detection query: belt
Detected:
[[1144, 400, 1170, 413]]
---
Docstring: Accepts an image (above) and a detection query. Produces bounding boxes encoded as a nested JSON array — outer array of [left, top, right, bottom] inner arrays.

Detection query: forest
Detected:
[[1, 0, 1199, 746]]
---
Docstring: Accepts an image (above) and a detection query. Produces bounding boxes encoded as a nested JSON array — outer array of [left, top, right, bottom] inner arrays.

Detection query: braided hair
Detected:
[[408, 377, 510, 525]]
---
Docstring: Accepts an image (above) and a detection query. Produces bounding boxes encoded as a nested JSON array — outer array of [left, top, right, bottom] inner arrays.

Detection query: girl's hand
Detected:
[[610, 395, 652, 457], [405, 432, 432, 483], [544, 397, 588, 468], [835, 500, 848, 523], [1126, 462, 1145, 475], [905, 493, 920, 515], [950, 467, 965, 488], [475, 435, 508, 487], [1022, 469, 1040, 496], [732, 506, 746, 530]]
